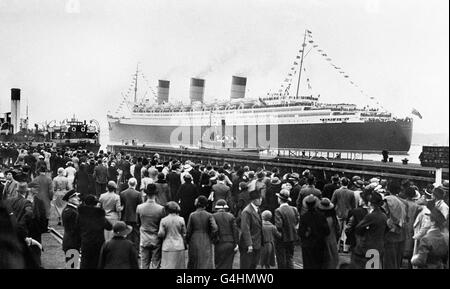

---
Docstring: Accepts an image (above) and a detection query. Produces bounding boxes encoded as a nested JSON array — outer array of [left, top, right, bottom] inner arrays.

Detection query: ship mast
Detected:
[[134, 63, 139, 103], [295, 30, 308, 99]]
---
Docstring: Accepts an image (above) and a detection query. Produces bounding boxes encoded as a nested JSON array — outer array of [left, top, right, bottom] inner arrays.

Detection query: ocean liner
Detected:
[[107, 30, 413, 154]]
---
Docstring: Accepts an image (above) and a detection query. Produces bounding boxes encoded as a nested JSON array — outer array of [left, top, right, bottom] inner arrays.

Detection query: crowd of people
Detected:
[[0, 142, 448, 269]]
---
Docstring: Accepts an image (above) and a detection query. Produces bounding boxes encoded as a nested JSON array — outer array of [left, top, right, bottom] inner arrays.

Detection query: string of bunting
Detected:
[[305, 30, 381, 107]]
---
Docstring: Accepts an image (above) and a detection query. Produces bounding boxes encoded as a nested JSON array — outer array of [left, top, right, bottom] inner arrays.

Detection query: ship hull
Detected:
[[108, 118, 413, 154]]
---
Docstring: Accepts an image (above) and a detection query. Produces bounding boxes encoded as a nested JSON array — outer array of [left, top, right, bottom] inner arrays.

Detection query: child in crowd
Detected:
[[260, 210, 281, 269]]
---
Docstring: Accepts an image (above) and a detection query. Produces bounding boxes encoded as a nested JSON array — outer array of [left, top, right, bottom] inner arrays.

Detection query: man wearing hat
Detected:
[[35, 154, 47, 176], [349, 175, 362, 191], [230, 169, 247, 216], [211, 174, 231, 209], [136, 183, 165, 269], [383, 185, 408, 269], [2, 169, 19, 200], [7, 182, 34, 240], [98, 221, 139, 269], [24, 150, 37, 178], [61, 190, 81, 262], [23, 181, 49, 267], [235, 182, 250, 219], [299, 169, 310, 187], [296, 175, 322, 215], [77, 194, 112, 269], [29, 166, 53, 220], [99, 181, 122, 241], [166, 163, 181, 201], [433, 186, 449, 222], [212, 199, 239, 269], [287, 173, 301, 207], [411, 208, 449, 269], [274, 189, 299, 269], [331, 177, 356, 253], [178, 173, 199, 224], [323, 174, 340, 200], [189, 162, 202, 187], [255, 171, 267, 200], [93, 159, 108, 197], [239, 190, 263, 269]]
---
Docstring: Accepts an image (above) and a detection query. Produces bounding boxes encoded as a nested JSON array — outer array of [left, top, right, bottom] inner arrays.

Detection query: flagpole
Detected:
[[295, 30, 308, 99]]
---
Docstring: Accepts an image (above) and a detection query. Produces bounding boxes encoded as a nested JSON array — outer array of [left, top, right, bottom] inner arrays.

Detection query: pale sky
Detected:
[[0, 0, 448, 136]]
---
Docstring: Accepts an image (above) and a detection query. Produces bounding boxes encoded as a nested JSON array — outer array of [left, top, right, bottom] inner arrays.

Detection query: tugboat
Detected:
[[1, 88, 101, 152], [47, 116, 101, 153]]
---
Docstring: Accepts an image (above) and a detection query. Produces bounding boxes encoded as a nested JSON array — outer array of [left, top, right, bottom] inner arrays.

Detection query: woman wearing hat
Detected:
[[212, 199, 239, 269], [186, 195, 218, 269], [317, 198, 340, 269], [52, 167, 70, 225], [98, 221, 139, 269], [411, 208, 449, 269], [263, 177, 282, 217], [158, 201, 187, 269], [298, 194, 330, 269], [178, 173, 199, 224], [352, 191, 388, 269], [65, 162, 77, 190]]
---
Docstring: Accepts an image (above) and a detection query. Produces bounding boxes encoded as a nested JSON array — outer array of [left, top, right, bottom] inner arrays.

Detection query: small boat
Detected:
[[47, 116, 101, 153]]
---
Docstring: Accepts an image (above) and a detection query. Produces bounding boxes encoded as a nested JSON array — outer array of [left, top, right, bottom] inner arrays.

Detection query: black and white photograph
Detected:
[[0, 0, 448, 280]]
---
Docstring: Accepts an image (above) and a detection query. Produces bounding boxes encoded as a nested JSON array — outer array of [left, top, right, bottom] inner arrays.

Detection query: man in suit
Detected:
[[190, 163, 202, 187], [26, 182, 49, 267], [322, 174, 340, 200], [7, 182, 34, 240], [120, 178, 142, 251], [274, 189, 300, 269], [2, 170, 19, 200], [211, 174, 231, 208], [93, 159, 108, 197], [24, 151, 37, 178], [29, 166, 53, 220], [136, 184, 165, 269], [77, 195, 113, 269], [166, 164, 181, 202], [331, 177, 356, 252], [296, 175, 322, 215], [239, 190, 263, 269], [61, 190, 81, 256]]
